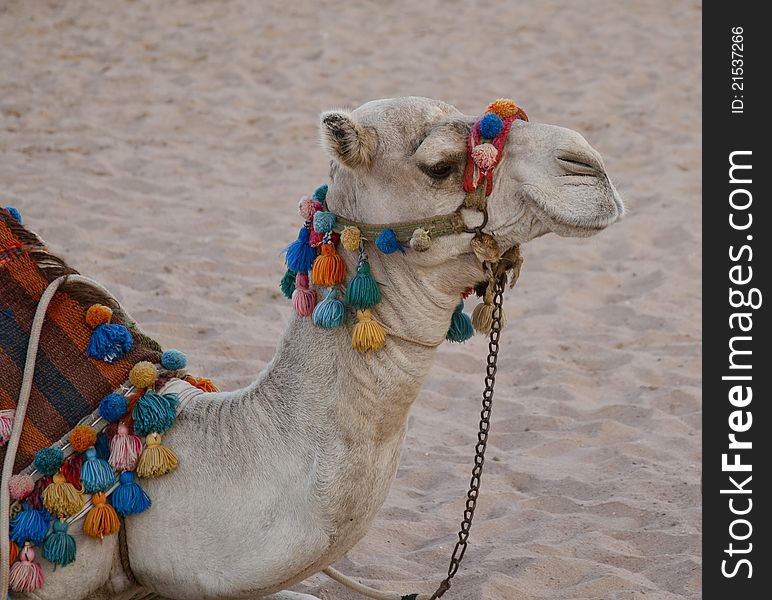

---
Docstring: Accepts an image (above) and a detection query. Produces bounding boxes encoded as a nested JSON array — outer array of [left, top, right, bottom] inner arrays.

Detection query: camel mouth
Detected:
[[520, 179, 624, 238]]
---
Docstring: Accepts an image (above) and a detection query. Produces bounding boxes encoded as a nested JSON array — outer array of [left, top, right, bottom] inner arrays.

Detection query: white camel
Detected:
[[17, 96, 623, 600]]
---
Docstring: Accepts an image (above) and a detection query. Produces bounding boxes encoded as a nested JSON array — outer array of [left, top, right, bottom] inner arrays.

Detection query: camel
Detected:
[[11, 96, 623, 600]]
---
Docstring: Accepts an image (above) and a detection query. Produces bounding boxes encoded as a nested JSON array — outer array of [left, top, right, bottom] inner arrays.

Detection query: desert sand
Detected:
[[0, 1, 701, 598]]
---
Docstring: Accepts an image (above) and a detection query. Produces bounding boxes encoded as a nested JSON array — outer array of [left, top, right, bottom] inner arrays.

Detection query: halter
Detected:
[[281, 99, 528, 351]]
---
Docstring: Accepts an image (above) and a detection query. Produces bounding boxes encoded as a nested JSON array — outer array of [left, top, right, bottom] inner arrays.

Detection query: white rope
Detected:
[[322, 566, 431, 600]]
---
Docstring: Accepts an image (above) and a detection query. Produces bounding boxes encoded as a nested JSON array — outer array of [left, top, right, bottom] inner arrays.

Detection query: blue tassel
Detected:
[[375, 229, 406, 255], [110, 472, 151, 516], [98, 392, 128, 422], [87, 323, 134, 364], [10, 505, 50, 546], [4, 206, 22, 223], [345, 260, 381, 309], [312, 287, 347, 329], [286, 227, 317, 273], [95, 430, 111, 461], [313, 184, 328, 202], [80, 447, 116, 493], [132, 392, 179, 436], [42, 519, 77, 566], [446, 303, 474, 343]]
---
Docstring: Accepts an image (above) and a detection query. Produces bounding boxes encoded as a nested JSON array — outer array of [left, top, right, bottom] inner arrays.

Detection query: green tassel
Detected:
[[446, 302, 474, 343], [345, 260, 381, 309], [280, 268, 297, 299], [42, 519, 77, 566]]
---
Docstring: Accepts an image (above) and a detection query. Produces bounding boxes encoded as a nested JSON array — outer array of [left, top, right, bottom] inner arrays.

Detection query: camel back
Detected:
[[0, 209, 161, 473]]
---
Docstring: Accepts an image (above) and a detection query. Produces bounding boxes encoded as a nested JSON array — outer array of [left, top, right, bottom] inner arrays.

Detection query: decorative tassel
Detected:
[[409, 228, 432, 252], [85, 304, 133, 364], [136, 433, 178, 478], [185, 375, 220, 392], [312, 242, 346, 287], [9, 540, 19, 565], [99, 392, 129, 422], [110, 471, 151, 516], [471, 300, 508, 335], [83, 492, 120, 541], [446, 302, 474, 343], [352, 310, 386, 352], [61, 454, 83, 488], [69, 424, 97, 453], [286, 227, 317, 273], [291, 272, 317, 316], [0, 408, 14, 445], [42, 519, 77, 566], [80, 447, 116, 493], [10, 506, 50, 546], [132, 391, 179, 436], [109, 423, 143, 471], [33, 446, 64, 477], [345, 259, 381, 309], [280, 268, 297, 299], [340, 226, 362, 252], [375, 229, 406, 254], [160, 349, 187, 371], [95, 430, 111, 461], [42, 472, 84, 517], [9, 474, 35, 501], [312, 287, 347, 329], [128, 360, 158, 389], [9, 543, 44, 593], [5, 206, 23, 224]]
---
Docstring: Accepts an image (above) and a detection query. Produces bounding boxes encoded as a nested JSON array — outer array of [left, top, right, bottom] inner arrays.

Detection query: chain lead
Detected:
[[428, 275, 506, 600]]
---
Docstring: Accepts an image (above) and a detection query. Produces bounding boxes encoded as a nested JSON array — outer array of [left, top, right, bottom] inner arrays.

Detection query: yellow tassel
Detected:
[[42, 472, 84, 518], [352, 309, 386, 352], [83, 492, 120, 541], [471, 301, 508, 335], [340, 226, 362, 252], [311, 243, 346, 287], [136, 432, 178, 478]]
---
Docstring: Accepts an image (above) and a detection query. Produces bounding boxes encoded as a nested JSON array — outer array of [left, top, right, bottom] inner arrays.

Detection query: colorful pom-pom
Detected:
[[298, 196, 323, 220], [42, 472, 84, 517], [446, 302, 474, 343], [185, 375, 220, 392], [286, 227, 317, 273], [137, 433, 178, 478], [292, 272, 317, 317], [352, 309, 386, 352], [81, 447, 116, 493], [5, 206, 22, 224], [70, 425, 97, 453], [129, 361, 158, 389], [313, 183, 328, 201], [312, 287, 347, 329], [340, 226, 362, 252], [312, 210, 336, 234], [34, 446, 64, 477], [9, 474, 35, 501], [109, 423, 143, 471], [471, 301, 508, 335], [486, 98, 519, 119], [471, 143, 499, 171], [83, 492, 120, 540], [9, 543, 44, 593], [98, 392, 128, 422], [0, 408, 14, 446], [87, 321, 133, 364], [111, 471, 151, 516], [85, 304, 113, 328], [479, 113, 504, 139], [132, 392, 179, 436], [409, 228, 432, 252], [10, 506, 50, 546], [9, 540, 19, 565], [309, 229, 325, 247], [160, 349, 187, 371], [311, 243, 346, 287], [375, 229, 405, 255], [345, 260, 381, 309], [280, 268, 297, 299], [42, 519, 77, 566]]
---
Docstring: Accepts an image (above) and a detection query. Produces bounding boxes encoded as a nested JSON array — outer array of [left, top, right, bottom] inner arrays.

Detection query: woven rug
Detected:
[[0, 209, 161, 473]]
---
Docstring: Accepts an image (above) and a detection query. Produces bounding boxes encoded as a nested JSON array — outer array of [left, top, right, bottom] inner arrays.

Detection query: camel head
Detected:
[[320, 96, 624, 291]]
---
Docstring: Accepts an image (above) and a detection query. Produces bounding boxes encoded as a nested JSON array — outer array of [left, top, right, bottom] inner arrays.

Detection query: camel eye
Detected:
[[423, 162, 454, 179]]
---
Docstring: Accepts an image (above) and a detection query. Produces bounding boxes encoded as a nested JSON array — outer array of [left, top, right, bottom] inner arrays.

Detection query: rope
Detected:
[[323, 567, 431, 600]]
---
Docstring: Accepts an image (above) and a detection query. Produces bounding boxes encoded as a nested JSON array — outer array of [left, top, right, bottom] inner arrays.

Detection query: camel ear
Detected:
[[320, 110, 377, 170]]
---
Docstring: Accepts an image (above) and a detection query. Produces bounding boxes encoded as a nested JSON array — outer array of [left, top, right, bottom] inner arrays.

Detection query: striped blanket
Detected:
[[0, 209, 160, 473]]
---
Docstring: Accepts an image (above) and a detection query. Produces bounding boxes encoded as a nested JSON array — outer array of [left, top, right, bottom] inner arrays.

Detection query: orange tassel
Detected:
[[185, 375, 220, 393], [311, 243, 346, 287], [9, 540, 19, 565], [83, 492, 120, 541]]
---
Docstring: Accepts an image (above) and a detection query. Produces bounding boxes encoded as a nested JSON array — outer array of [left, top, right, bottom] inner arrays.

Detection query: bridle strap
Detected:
[[334, 210, 468, 243]]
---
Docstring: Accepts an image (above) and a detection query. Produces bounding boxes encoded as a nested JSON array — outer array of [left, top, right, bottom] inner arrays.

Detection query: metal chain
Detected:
[[428, 276, 506, 600]]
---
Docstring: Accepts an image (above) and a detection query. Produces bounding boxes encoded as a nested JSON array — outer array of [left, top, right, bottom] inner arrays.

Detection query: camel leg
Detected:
[[140, 592, 320, 600]]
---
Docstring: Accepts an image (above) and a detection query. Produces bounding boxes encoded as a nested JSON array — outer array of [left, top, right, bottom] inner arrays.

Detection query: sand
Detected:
[[0, 1, 701, 598]]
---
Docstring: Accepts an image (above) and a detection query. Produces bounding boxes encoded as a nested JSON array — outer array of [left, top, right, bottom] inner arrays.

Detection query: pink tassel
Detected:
[[292, 273, 317, 316], [109, 423, 143, 471], [10, 544, 44, 593], [0, 408, 14, 446]]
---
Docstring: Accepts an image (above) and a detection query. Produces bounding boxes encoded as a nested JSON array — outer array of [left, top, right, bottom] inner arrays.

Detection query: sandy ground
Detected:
[[0, 1, 701, 598]]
